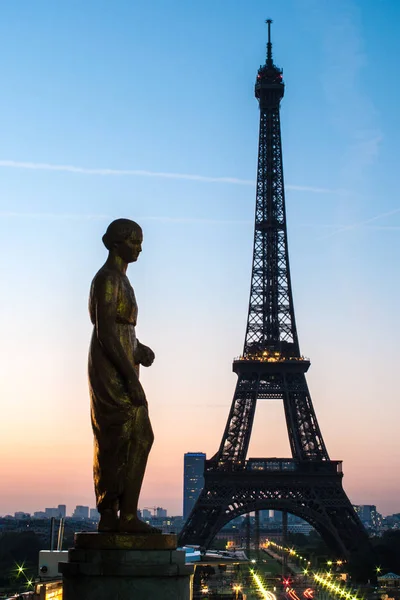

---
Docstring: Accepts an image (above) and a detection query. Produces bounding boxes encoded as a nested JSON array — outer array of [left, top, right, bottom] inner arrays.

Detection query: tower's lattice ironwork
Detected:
[[178, 21, 369, 559]]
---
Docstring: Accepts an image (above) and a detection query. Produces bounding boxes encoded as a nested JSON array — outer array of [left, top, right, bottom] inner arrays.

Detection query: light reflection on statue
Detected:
[[88, 219, 159, 533]]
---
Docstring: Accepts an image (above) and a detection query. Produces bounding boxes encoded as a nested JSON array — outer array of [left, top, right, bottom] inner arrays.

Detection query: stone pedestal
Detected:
[[59, 532, 194, 600]]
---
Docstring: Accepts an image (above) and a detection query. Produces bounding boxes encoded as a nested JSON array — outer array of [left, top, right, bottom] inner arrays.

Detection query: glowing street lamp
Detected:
[[250, 570, 277, 600]]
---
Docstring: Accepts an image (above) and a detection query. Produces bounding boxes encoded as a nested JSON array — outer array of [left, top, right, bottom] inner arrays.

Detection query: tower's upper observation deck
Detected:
[[255, 20, 284, 102]]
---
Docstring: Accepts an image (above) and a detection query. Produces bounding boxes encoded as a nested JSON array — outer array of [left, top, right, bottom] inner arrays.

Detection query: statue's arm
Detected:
[[94, 272, 145, 404]]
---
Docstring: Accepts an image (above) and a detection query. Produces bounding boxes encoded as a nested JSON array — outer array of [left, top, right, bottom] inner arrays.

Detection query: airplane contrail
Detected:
[[0, 159, 341, 193]]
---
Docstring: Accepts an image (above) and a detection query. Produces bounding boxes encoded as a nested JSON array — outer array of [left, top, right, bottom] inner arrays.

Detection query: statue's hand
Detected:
[[127, 379, 147, 407], [136, 343, 155, 368], [141, 345, 155, 367]]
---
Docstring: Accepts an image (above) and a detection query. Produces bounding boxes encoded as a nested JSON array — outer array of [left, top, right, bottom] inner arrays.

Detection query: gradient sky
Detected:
[[0, 0, 399, 518]]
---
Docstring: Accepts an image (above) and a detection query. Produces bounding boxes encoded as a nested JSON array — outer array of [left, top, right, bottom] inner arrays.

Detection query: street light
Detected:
[[233, 583, 242, 598]]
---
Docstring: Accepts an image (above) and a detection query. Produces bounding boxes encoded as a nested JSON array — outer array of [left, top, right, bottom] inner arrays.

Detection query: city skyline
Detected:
[[0, 498, 390, 524], [1, 0, 400, 517]]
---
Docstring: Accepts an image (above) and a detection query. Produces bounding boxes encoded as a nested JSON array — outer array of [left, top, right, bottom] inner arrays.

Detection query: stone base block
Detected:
[[74, 531, 177, 551], [59, 543, 193, 600]]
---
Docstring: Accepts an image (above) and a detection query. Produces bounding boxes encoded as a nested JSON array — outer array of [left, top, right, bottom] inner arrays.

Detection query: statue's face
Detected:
[[117, 230, 143, 263]]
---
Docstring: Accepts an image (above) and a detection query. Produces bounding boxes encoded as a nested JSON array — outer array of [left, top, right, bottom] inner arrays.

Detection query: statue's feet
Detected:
[[98, 509, 119, 532], [119, 515, 161, 534]]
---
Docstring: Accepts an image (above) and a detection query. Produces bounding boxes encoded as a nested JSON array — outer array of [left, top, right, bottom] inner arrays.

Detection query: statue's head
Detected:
[[102, 218, 143, 263]]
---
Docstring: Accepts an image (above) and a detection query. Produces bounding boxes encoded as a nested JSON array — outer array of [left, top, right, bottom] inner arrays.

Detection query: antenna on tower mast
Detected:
[[266, 19, 273, 67]]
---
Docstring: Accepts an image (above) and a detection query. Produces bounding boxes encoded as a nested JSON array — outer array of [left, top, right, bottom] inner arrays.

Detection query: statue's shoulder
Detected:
[[89, 268, 125, 308], [91, 265, 123, 289]]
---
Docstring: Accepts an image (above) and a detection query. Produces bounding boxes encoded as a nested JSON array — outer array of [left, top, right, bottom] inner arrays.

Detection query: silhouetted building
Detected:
[[288, 521, 313, 534], [89, 508, 100, 521], [377, 573, 400, 589], [353, 504, 381, 528], [183, 452, 206, 521], [44, 506, 66, 519], [14, 512, 30, 519], [156, 507, 167, 518], [270, 510, 282, 523], [72, 505, 89, 520], [259, 510, 271, 523]]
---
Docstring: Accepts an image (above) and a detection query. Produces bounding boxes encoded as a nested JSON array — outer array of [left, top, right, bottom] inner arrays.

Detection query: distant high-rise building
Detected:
[[270, 510, 282, 523], [259, 510, 271, 523], [183, 452, 206, 521], [89, 508, 100, 521], [156, 507, 167, 518], [353, 505, 380, 527], [34, 511, 46, 519], [72, 505, 89, 520], [142, 509, 152, 520], [44, 506, 66, 519]]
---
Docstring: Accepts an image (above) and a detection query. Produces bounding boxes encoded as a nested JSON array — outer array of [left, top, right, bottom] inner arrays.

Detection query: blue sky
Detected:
[[0, 0, 399, 516]]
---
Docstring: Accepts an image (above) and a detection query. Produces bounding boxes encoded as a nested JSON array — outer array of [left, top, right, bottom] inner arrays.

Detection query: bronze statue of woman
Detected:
[[88, 218, 158, 533]]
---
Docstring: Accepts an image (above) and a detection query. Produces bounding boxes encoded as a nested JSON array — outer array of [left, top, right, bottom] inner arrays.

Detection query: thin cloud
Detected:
[[0, 211, 252, 225], [0, 211, 111, 220], [4, 211, 399, 232], [319, 207, 400, 240], [0, 159, 340, 193], [0, 159, 253, 186], [142, 216, 252, 225], [286, 184, 346, 194], [362, 225, 400, 231]]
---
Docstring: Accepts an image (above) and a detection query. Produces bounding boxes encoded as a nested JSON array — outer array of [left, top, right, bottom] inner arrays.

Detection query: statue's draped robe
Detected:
[[88, 268, 142, 511]]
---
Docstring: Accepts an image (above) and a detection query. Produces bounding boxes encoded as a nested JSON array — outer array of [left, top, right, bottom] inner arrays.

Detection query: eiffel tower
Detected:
[[178, 21, 369, 558]]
